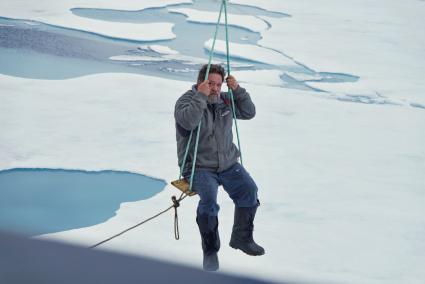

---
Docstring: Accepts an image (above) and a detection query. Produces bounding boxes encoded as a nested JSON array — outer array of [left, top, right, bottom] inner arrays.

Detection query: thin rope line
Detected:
[[89, 193, 187, 249]]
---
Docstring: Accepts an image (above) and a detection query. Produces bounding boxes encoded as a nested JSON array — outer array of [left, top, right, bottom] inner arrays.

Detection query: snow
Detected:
[[1, 0, 425, 283], [167, 7, 269, 32], [1, 71, 424, 284]]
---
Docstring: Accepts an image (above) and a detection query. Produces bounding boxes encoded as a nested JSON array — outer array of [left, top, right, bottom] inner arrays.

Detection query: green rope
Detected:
[[223, 0, 243, 166], [179, 130, 193, 179], [188, 121, 202, 191], [204, 0, 224, 81]]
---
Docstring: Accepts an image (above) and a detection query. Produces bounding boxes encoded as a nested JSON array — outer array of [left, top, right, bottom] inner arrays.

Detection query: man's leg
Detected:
[[219, 163, 265, 256], [192, 170, 220, 271]]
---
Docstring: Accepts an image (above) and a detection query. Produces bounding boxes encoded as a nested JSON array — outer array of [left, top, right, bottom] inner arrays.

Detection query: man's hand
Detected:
[[198, 80, 210, 97], [226, 75, 239, 91]]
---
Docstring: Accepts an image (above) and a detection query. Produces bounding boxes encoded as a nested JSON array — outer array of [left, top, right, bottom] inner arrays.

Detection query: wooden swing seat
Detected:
[[171, 178, 197, 196]]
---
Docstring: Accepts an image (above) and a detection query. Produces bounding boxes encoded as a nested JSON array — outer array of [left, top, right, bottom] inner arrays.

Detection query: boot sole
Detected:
[[203, 267, 219, 272], [203, 253, 219, 271], [229, 243, 265, 256]]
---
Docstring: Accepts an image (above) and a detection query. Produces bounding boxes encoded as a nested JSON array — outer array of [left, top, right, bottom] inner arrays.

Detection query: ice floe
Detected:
[[110, 55, 170, 62], [232, 69, 284, 87], [0, 0, 192, 41], [232, 0, 425, 105], [285, 71, 323, 82], [138, 45, 180, 55], [204, 39, 297, 66], [167, 7, 269, 32]]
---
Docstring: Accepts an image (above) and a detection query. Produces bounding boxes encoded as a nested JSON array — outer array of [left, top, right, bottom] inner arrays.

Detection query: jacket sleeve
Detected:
[[175, 90, 208, 131], [231, 85, 256, 120]]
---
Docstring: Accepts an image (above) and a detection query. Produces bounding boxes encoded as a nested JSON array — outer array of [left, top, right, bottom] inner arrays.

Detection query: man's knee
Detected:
[[197, 202, 220, 216], [232, 185, 258, 207], [222, 165, 259, 207], [195, 183, 220, 216], [192, 170, 220, 216]]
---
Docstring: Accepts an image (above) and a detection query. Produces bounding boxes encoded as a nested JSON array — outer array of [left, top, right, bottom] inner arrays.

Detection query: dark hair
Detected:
[[197, 64, 226, 84]]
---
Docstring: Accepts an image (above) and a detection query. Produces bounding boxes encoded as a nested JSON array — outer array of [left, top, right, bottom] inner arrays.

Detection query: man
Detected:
[[174, 64, 264, 271]]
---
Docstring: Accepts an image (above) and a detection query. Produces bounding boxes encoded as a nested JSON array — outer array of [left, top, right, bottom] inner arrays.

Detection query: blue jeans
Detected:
[[191, 163, 258, 217]]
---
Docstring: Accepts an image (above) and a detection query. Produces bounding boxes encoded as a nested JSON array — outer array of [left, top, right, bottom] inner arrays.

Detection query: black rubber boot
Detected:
[[229, 205, 265, 256], [196, 214, 220, 271]]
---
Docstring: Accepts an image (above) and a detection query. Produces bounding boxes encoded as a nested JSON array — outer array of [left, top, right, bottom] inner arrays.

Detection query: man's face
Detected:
[[208, 73, 223, 97]]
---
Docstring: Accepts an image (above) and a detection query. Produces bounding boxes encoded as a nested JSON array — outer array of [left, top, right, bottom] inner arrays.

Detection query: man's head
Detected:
[[197, 64, 226, 103]]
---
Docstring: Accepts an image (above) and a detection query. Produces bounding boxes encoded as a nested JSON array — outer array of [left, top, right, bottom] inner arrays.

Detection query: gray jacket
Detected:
[[175, 84, 256, 175]]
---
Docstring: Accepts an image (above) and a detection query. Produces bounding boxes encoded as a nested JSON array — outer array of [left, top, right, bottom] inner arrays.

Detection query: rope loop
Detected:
[[174, 208, 180, 240], [172, 195, 181, 240]]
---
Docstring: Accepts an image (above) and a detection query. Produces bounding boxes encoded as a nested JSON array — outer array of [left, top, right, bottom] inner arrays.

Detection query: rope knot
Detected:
[[171, 196, 180, 208]]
